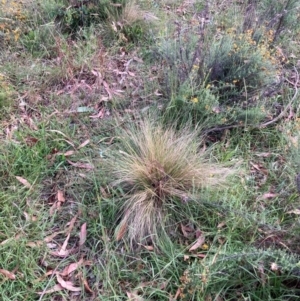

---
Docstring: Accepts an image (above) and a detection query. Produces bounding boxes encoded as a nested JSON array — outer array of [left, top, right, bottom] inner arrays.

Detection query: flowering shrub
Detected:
[[0, 0, 27, 46], [158, 13, 290, 128], [204, 26, 282, 103]]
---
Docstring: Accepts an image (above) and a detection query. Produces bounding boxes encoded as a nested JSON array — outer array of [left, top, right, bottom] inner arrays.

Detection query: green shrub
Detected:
[[204, 29, 279, 104], [256, 0, 299, 41], [156, 4, 290, 129]]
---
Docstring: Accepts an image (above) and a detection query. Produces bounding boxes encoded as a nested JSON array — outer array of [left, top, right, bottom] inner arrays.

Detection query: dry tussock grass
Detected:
[[110, 120, 236, 247]]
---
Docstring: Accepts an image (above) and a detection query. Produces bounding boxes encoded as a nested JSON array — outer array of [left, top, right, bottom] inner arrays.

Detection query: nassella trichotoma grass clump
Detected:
[[107, 120, 236, 248]]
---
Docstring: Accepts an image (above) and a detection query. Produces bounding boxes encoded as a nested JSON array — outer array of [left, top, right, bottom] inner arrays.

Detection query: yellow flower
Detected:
[[191, 97, 198, 103], [201, 243, 209, 250]]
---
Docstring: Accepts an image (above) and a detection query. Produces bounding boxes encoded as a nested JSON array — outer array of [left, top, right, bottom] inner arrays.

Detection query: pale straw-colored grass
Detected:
[[110, 120, 235, 247]]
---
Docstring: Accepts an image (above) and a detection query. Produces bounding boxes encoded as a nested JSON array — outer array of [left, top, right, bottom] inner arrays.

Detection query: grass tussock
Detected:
[[109, 120, 235, 247]]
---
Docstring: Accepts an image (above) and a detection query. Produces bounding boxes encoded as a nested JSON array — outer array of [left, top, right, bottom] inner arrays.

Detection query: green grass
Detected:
[[0, 0, 300, 300]]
